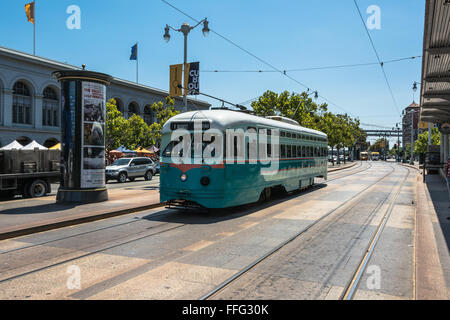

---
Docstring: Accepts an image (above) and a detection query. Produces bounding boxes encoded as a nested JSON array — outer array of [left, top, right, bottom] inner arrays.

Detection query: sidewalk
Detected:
[[0, 186, 161, 241], [415, 173, 450, 299], [0, 163, 358, 241]]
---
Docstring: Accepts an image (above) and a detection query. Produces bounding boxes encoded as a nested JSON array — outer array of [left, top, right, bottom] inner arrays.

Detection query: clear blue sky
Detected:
[[0, 0, 425, 142]]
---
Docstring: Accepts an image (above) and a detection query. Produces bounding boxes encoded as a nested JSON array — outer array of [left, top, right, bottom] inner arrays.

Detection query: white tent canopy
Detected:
[[0, 140, 24, 150], [21, 140, 48, 150]]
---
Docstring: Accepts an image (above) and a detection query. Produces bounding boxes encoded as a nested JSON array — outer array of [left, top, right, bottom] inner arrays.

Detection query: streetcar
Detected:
[[159, 109, 328, 209], [360, 151, 369, 161], [371, 152, 380, 161]]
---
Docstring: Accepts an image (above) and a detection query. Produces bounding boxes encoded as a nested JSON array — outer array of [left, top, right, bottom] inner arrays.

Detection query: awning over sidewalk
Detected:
[[419, 0, 450, 124]]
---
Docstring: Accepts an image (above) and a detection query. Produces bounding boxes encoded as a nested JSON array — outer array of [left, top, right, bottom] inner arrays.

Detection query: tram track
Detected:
[[0, 161, 378, 287], [340, 165, 412, 300], [199, 163, 406, 300], [0, 162, 367, 255]]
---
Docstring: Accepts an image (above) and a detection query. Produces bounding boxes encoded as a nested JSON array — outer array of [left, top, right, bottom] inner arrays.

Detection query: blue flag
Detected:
[[130, 44, 137, 60]]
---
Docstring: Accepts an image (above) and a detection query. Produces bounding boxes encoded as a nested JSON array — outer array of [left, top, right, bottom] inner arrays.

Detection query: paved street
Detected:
[[0, 162, 446, 300]]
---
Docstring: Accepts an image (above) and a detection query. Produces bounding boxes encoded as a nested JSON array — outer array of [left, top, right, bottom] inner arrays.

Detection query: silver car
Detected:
[[106, 157, 156, 183]]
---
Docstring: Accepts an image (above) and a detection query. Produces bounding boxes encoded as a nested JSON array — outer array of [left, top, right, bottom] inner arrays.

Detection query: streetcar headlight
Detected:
[[200, 176, 210, 186], [180, 174, 188, 182]]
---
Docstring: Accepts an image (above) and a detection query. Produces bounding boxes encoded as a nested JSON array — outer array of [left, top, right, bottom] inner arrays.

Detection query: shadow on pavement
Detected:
[[141, 183, 327, 225], [425, 174, 450, 252], [0, 202, 77, 215]]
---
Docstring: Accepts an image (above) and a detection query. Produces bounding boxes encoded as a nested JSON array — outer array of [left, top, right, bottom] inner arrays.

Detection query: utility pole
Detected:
[[164, 18, 210, 113]]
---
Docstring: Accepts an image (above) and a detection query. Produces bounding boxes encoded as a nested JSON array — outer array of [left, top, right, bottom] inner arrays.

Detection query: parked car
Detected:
[[154, 161, 160, 174], [105, 157, 156, 183]]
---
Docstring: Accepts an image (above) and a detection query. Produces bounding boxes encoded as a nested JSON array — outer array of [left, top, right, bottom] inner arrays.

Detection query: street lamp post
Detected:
[[164, 18, 210, 113]]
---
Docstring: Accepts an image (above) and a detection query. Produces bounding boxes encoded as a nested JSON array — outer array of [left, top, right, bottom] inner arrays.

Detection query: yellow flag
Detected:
[[169, 64, 183, 97], [25, 2, 35, 24]]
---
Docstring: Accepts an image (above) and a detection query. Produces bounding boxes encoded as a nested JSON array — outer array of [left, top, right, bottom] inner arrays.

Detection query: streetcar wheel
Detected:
[[259, 188, 271, 203], [28, 180, 48, 198]]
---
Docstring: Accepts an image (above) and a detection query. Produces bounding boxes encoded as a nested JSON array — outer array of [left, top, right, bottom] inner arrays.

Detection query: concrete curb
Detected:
[[0, 201, 166, 241], [414, 175, 448, 299], [401, 163, 422, 172], [328, 161, 357, 173]]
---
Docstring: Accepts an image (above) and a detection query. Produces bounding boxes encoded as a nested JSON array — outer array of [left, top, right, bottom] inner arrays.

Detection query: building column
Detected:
[[2, 89, 13, 127], [34, 94, 43, 129]]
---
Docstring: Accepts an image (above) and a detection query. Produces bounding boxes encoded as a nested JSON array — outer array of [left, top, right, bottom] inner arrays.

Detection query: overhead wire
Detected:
[[201, 56, 421, 73], [353, 0, 401, 116], [160, 0, 356, 117]]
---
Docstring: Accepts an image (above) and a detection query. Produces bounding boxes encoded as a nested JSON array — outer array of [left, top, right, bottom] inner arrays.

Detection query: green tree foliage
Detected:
[[148, 96, 179, 147], [251, 90, 328, 130], [251, 90, 366, 164], [414, 128, 440, 154], [105, 97, 179, 151], [369, 138, 388, 152], [106, 98, 127, 151]]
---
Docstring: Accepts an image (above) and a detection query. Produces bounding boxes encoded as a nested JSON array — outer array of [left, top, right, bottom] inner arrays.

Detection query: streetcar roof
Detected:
[[163, 110, 327, 137]]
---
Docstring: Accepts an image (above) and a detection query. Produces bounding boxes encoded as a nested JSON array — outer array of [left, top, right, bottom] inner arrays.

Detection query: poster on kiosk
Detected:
[[81, 81, 106, 188]]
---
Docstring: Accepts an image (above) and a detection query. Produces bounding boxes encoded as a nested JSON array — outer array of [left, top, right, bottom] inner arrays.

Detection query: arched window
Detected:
[[13, 81, 32, 124], [43, 87, 59, 127], [144, 105, 153, 125], [112, 97, 123, 113], [127, 102, 139, 119]]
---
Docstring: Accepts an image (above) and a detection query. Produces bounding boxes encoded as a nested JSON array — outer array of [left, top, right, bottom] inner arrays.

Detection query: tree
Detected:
[[251, 90, 328, 130], [149, 96, 179, 147], [105, 97, 179, 151], [369, 138, 388, 152], [414, 128, 440, 154], [121, 114, 154, 150], [106, 98, 127, 151]]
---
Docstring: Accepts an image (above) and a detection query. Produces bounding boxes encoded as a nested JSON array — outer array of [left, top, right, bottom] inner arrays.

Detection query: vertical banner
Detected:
[[170, 64, 183, 97], [81, 82, 106, 188], [184, 61, 200, 96]]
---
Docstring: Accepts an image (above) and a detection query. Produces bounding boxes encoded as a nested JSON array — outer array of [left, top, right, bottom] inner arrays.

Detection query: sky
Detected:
[[0, 0, 426, 144]]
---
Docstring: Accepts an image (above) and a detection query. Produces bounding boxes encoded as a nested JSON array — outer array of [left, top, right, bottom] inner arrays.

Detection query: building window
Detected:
[[144, 105, 153, 125], [12, 81, 32, 125], [113, 98, 124, 113], [42, 87, 59, 127], [127, 102, 139, 119]]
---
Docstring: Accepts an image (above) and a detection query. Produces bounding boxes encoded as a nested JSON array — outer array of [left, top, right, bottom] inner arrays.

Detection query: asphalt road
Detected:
[[0, 162, 420, 299]]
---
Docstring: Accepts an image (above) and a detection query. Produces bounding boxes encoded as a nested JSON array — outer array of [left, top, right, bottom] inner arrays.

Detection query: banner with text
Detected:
[[184, 62, 200, 96]]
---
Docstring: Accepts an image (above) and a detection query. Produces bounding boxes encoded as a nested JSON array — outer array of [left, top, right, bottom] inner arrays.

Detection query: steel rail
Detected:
[[0, 162, 367, 255], [0, 162, 375, 284], [199, 164, 396, 300], [340, 165, 412, 300]]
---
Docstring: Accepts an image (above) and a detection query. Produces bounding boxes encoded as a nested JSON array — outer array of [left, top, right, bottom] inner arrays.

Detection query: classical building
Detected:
[[0, 46, 210, 148], [402, 101, 421, 149]]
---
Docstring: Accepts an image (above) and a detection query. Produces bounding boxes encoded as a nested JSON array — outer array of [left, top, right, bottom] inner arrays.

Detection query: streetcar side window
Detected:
[[292, 145, 297, 158], [287, 145, 292, 158], [281, 145, 286, 158]]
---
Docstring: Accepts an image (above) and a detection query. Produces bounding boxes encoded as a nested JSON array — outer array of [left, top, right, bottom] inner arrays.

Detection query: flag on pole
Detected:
[[25, 2, 35, 24], [130, 43, 138, 60]]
